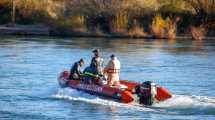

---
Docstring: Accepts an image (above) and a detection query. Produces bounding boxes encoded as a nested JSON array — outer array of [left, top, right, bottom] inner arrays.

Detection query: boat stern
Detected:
[[120, 91, 134, 103], [155, 87, 172, 101]]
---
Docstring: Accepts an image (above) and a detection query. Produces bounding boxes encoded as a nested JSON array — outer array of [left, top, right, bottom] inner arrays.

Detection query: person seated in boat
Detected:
[[82, 64, 103, 85], [68, 58, 85, 80], [104, 54, 121, 87], [91, 49, 104, 75]]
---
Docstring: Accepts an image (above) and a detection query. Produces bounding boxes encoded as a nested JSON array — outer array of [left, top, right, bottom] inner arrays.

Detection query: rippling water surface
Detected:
[[0, 36, 215, 120]]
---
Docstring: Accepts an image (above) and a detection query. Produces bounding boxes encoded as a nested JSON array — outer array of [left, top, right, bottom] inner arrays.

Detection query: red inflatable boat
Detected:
[[58, 70, 172, 105]]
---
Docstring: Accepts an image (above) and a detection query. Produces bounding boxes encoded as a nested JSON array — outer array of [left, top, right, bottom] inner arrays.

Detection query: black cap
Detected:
[[93, 49, 99, 53], [110, 54, 115, 58], [79, 58, 84, 63]]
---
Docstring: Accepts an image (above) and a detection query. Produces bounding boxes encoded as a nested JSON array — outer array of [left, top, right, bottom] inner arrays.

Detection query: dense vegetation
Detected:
[[0, 0, 214, 38]]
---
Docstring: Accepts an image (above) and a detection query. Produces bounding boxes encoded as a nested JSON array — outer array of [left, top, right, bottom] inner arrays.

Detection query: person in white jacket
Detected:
[[104, 54, 120, 87]]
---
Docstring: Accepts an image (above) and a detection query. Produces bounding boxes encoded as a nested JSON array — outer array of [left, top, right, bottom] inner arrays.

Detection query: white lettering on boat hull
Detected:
[[76, 84, 103, 93]]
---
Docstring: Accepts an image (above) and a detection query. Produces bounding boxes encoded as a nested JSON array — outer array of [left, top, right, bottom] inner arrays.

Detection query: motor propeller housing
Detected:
[[135, 81, 157, 105]]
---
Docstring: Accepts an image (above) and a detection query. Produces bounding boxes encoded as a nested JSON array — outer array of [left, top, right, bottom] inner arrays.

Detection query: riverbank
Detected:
[[1, 24, 215, 40], [2, 29, 215, 41], [0, 24, 49, 35], [1, 1, 214, 40]]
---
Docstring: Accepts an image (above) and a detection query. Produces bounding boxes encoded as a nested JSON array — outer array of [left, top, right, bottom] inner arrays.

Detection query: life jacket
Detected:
[[83, 66, 101, 84], [106, 58, 120, 73], [91, 57, 103, 68], [91, 57, 104, 74]]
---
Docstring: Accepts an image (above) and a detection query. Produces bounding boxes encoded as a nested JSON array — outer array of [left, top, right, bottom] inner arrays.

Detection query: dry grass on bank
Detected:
[[1, 0, 214, 37], [128, 25, 147, 37], [151, 15, 177, 39], [110, 13, 128, 35], [190, 26, 206, 40]]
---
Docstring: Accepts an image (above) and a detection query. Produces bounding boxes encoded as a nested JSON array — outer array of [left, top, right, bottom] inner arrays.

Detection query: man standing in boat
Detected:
[[91, 49, 104, 75], [68, 59, 85, 80], [104, 54, 121, 87]]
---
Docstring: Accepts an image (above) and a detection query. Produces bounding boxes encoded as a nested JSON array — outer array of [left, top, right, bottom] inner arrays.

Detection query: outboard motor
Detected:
[[135, 81, 157, 105]]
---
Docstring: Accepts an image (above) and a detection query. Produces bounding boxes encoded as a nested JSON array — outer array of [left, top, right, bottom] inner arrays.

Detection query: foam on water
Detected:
[[51, 88, 157, 112], [154, 95, 215, 115], [52, 88, 215, 115]]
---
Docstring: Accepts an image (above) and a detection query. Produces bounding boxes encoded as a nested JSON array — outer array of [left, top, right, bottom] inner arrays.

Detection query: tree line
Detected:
[[0, 0, 214, 38]]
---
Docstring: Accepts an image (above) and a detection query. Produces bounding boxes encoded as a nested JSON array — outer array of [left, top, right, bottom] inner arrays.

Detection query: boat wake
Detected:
[[52, 88, 215, 115], [154, 95, 215, 115], [51, 88, 156, 112]]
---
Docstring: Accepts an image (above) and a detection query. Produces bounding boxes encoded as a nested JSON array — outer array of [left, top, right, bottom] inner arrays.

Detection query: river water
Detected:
[[0, 36, 215, 120]]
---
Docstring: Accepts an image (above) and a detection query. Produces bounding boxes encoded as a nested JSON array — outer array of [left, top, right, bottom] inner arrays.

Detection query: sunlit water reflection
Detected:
[[0, 36, 215, 120]]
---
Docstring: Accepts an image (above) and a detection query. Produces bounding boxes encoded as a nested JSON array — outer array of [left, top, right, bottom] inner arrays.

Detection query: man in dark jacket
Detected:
[[83, 65, 99, 84], [68, 59, 84, 80]]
